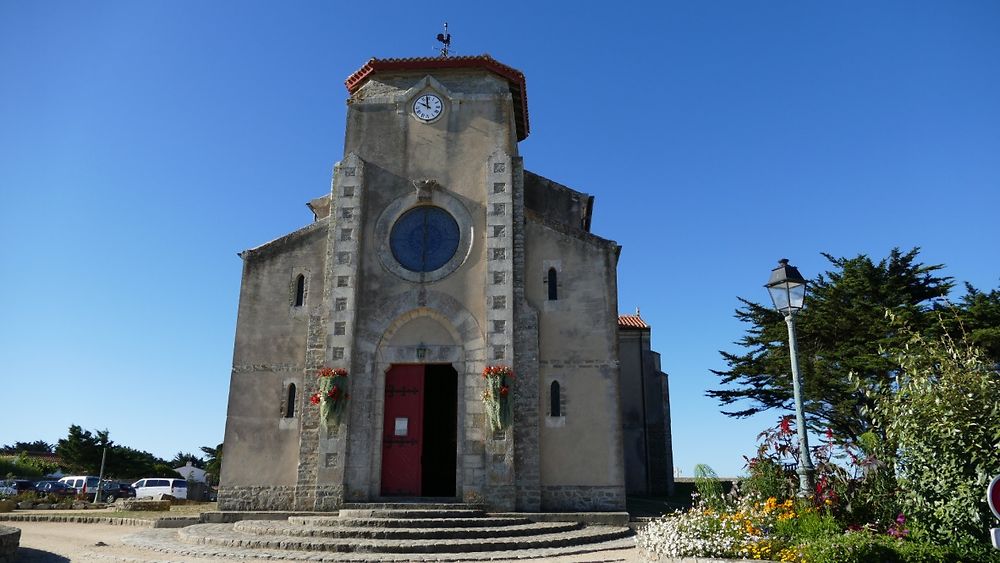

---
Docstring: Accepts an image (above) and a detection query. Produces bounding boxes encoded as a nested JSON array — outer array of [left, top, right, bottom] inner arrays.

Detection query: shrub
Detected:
[[868, 319, 1000, 549], [693, 464, 726, 510], [799, 532, 898, 563]]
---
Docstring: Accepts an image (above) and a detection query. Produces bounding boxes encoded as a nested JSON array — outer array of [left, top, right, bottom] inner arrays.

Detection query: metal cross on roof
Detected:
[[436, 22, 451, 57]]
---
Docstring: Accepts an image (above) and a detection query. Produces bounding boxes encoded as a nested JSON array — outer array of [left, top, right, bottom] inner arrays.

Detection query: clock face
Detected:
[[413, 94, 443, 122]]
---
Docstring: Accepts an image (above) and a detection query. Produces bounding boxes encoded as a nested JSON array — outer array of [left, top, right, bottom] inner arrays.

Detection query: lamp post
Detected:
[[765, 258, 815, 497]]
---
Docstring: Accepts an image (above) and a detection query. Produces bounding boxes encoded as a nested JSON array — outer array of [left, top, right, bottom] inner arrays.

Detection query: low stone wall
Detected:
[[540, 485, 626, 511], [218, 485, 297, 511], [0, 501, 13, 514], [0, 525, 19, 563], [113, 500, 170, 512], [0, 514, 153, 527]]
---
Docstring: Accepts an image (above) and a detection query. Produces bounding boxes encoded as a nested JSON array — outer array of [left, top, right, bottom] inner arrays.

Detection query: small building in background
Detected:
[[618, 312, 674, 496], [174, 461, 207, 484]]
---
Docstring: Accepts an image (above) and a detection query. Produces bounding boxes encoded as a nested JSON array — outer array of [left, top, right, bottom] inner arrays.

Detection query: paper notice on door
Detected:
[[394, 417, 408, 436]]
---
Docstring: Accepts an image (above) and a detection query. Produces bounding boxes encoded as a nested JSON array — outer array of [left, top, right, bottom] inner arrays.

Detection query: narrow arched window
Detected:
[[285, 383, 297, 418], [294, 274, 305, 307], [550, 381, 561, 417], [547, 268, 558, 300]]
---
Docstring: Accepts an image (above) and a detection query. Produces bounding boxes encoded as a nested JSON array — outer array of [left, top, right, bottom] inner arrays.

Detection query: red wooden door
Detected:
[[380, 365, 424, 496]]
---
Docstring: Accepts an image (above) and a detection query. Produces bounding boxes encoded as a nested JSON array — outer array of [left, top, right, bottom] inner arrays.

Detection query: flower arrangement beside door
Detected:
[[481, 364, 514, 432], [310, 367, 350, 429]]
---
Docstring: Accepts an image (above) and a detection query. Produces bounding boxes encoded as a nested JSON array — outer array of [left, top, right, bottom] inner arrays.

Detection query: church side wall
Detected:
[[524, 218, 625, 511], [219, 224, 327, 510]]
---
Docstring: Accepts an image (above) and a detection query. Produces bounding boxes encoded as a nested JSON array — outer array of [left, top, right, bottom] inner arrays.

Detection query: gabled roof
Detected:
[[345, 54, 530, 141], [618, 314, 650, 330]]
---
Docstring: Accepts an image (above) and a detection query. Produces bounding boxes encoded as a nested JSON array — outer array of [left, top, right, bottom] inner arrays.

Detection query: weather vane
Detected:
[[436, 22, 451, 57]]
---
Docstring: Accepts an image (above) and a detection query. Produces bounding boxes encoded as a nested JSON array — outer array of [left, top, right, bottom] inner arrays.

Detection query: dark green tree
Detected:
[[941, 282, 1000, 361], [200, 443, 222, 485], [55, 425, 113, 474], [169, 452, 205, 469], [709, 248, 954, 441], [0, 440, 54, 454], [103, 446, 171, 479]]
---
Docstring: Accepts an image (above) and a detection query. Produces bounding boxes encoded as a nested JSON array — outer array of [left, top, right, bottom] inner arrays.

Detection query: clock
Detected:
[[412, 94, 443, 122]]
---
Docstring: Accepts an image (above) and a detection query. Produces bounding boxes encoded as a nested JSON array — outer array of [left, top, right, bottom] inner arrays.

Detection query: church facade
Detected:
[[219, 55, 664, 512]]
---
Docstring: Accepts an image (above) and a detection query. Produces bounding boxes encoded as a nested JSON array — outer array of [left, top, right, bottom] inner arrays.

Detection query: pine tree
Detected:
[[708, 248, 954, 441]]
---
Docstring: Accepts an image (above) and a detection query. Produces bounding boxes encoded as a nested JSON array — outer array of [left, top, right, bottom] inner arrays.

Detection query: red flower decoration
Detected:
[[499, 385, 509, 397], [309, 393, 321, 405], [482, 364, 514, 379], [318, 367, 348, 378], [779, 416, 793, 435]]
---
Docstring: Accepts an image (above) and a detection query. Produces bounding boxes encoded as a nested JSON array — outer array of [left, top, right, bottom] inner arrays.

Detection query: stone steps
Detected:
[[291, 515, 534, 528], [123, 503, 636, 560], [233, 519, 581, 539], [123, 528, 638, 561], [178, 522, 631, 554], [337, 508, 485, 519]]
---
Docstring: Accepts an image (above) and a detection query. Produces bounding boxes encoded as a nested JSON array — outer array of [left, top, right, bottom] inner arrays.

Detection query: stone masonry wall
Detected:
[[540, 485, 626, 512], [483, 150, 516, 510], [511, 155, 542, 511]]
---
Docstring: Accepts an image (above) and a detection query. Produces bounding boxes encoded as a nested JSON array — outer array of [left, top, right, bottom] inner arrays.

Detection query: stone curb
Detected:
[[0, 514, 154, 527]]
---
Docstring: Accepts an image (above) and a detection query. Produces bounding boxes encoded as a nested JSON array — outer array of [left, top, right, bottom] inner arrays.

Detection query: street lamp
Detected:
[[765, 258, 814, 497]]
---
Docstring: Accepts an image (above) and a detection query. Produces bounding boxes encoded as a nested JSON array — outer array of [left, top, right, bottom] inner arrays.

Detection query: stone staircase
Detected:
[[124, 503, 636, 561]]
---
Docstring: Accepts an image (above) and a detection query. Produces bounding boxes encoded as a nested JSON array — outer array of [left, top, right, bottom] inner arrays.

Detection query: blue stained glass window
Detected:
[[390, 206, 460, 273]]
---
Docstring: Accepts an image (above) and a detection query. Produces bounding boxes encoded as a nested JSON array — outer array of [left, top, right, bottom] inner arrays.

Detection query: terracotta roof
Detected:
[[345, 55, 530, 141], [618, 314, 650, 329]]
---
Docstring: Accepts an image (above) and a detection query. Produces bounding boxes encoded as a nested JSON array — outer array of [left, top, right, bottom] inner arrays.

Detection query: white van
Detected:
[[132, 478, 187, 499], [58, 475, 100, 494]]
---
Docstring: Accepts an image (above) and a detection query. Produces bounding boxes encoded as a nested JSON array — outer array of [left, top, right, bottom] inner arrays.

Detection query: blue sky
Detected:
[[1, 1, 998, 478]]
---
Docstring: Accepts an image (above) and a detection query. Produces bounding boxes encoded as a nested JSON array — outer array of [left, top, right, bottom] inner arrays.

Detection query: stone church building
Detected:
[[219, 55, 672, 512]]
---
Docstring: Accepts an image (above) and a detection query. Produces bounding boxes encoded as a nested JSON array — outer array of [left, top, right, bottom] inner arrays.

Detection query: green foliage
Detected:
[[0, 453, 58, 479], [0, 440, 54, 454], [773, 504, 842, 542], [56, 425, 112, 474], [54, 425, 179, 478], [868, 319, 1000, 550], [740, 456, 793, 502], [800, 532, 1000, 563], [200, 443, 222, 485], [693, 464, 726, 510], [710, 248, 959, 441], [834, 431, 901, 529], [941, 283, 1000, 361], [169, 452, 204, 469]]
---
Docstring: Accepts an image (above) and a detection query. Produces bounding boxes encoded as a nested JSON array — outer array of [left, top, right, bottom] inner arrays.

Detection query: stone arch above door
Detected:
[[347, 289, 486, 502]]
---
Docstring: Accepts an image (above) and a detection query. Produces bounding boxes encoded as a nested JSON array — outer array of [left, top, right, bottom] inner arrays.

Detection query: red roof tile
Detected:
[[618, 315, 650, 329], [345, 55, 530, 141]]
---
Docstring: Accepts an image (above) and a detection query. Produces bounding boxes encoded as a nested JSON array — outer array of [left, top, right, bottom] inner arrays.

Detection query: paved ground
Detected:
[[12, 521, 648, 562]]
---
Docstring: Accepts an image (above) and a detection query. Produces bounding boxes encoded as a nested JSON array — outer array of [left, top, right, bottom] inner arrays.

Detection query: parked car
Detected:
[[132, 478, 187, 499], [0, 479, 34, 497], [0, 481, 15, 497], [102, 482, 135, 502], [34, 480, 75, 498], [10, 480, 35, 494], [58, 475, 101, 495]]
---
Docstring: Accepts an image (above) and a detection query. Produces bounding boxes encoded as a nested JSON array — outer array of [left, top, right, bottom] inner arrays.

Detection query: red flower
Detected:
[[309, 393, 321, 405], [318, 367, 349, 378], [499, 385, 509, 397], [779, 416, 793, 435], [328, 385, 340, 399]]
